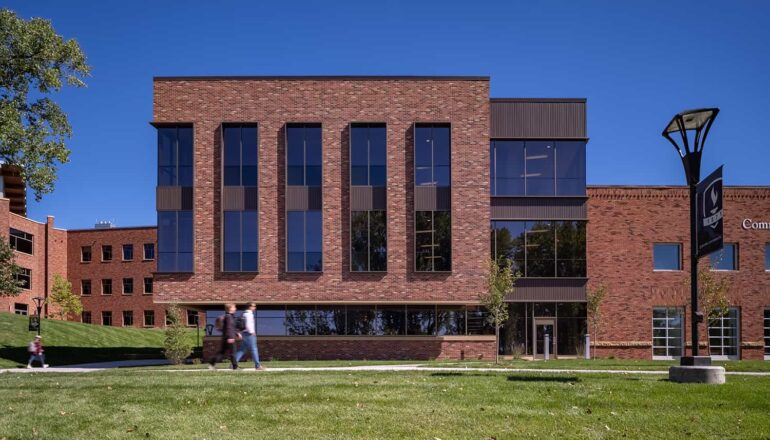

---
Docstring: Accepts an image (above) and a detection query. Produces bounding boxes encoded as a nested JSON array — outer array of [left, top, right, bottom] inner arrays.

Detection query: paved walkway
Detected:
[[2, 361, 770, 376]]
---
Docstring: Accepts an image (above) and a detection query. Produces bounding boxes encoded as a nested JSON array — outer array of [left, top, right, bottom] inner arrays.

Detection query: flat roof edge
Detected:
[[66, 225, 157, 232], [153, 75, 490, 81], [491, 98, 587, 103]]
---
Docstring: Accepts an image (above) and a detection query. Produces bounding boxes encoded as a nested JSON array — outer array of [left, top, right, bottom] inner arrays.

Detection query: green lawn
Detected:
[[1, 369, 769, 439], [422, 358, 770, 372], [0, 312, 197, 367]]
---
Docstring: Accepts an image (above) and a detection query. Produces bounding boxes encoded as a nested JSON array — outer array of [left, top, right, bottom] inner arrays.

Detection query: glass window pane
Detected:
[[223, 211, 241, 253], [407, 306, 436, 335], [158, 212, 177, 253], [493, 141, 524, 196], [178, 166, 193, 187], [351, 211, 369, 272], [526, 221, 555, 277], [286, 126, 305, 185], [224, 166, 240, 186], [765, 244, 770, 271], [223, 252, 240, 272], [654, 244, 681, 270], [556, 221, 586, 277], [285, 308, 316, 335], [375, 306, 405, 335], [525, 141, 555, 196], [369, 210, 387, 271], [432, 126, 450, 167], [434, 211, 451, 271], [158, 166, 175, 187], [437, 306, 465, 335], [369, 125, 387, 166], [492, 221, 525, 275], [287, 211, 304, 253], [242, 166, 258, 187], [241, 126, 258, 166], [177, 211, 193, 253], [317, 306, 345, 335], [242, 211, 258, 253], [158, 128, 177, 167], [350, 125, 368, 186], [346, 306, 375, 335], [256, 307, 286, 336], [351, 166, 368, 186], [414, 126, 432, 185], [415, 211, 433, 271], [223, 127, 241, 167], [710, 244, 736, 271], [555, 141, 586, 196], [177, 128, 193, 167], [305, 211, 322, 253]]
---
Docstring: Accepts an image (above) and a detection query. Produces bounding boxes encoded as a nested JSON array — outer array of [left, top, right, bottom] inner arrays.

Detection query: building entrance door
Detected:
[[533, 318, 556, 359]]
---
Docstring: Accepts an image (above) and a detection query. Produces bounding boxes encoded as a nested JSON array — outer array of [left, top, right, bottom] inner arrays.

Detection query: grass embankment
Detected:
[[1, 370, 769, 438], [0, 312, 196, 367]]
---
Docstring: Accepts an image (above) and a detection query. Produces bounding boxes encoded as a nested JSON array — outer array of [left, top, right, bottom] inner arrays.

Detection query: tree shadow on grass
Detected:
[[507, 375, 580, 383], [0, 346, 165, 367]]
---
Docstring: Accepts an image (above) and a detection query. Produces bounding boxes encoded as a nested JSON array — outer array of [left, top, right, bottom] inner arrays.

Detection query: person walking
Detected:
[[27, 335, 49, 369], [235, 302, 265, 370], [207, 303, 238, 370]]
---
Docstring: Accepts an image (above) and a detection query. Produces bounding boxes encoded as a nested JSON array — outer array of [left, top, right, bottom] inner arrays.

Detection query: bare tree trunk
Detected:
[[495, 324, 500, 364]]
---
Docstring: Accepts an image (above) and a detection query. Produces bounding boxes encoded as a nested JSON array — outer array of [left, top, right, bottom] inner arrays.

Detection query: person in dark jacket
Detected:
[[207, 303, 239, 370]]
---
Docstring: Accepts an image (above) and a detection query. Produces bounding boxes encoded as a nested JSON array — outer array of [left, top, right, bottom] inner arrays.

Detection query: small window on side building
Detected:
[[102, 245, 112, 262], [123, 244, 134, 261], [81, 246, 92, 262], [653, 244, 681, 271]]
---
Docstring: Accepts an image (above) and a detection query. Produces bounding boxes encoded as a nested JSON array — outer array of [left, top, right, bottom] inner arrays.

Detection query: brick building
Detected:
[[1, 75, 768, 361]]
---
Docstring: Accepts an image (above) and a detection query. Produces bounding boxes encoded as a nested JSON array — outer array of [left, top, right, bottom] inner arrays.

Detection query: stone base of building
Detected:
[[202, 336, 496, 361]]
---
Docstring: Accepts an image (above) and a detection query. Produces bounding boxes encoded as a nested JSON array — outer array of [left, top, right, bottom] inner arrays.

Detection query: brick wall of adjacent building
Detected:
[[152, 78, 491, 305], [587, 186, 770, 360], [0, 198, 67, 318], [202, 336, 496, 362], [66, 227, 170, 327]]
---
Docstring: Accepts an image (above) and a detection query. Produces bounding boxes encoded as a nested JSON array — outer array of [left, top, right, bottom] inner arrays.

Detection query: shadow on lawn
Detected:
[[0, 346, 165, 367], [507, 375, 579, 383]]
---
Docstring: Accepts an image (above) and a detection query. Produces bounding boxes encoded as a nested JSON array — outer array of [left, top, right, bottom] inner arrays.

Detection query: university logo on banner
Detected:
[[696, 165, 724, 258]]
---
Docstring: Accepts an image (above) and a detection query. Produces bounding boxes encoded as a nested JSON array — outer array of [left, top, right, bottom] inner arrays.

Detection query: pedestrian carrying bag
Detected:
[[235, 315, 246, 332], [28, 342, 36, 353]]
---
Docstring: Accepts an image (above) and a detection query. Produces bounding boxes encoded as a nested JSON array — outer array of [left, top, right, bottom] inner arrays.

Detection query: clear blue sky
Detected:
[[6, 0, 770, 229]]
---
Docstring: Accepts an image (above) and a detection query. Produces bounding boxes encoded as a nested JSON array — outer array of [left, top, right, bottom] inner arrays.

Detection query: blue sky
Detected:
[[6, 0, 770, 229]]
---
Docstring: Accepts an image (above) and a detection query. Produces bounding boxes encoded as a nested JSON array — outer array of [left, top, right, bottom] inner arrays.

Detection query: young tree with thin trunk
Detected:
[[691, 265, 730, 354], [0, 236, 23, 297], [586, 284, 607, 359], [164, 304, 193, 365], [482, 258, 520, 364], [46, 274, 82, 319]]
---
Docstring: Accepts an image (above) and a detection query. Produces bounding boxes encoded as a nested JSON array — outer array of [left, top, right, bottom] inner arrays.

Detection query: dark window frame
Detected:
[[414, 123, 451, 188], [285, 123, 322, 187], [157, 125, 194, 187], [222, 210, 259, 273], [349, 122, 387, 187], [81, 311, 92, 324], [15, 267, 31, 290], [102, 311, 113, 326], [81, 279, 92, 296], [143, 243, 155, 261], [350, 210, 388, 273], [222, 123, 259, 187], [143, 277, 153, 295], [157, 210, 194, 273], [122, 244, 134, 261], [286, 209, 323, 273], [144, 310, 155, 327], [101, 278, 112, 295], [81, 246, 92, 263], [122, 278, 133, 295], [122, 310, 134, 327], [102, 245, 112, 262], [9, 228, 33, 255]]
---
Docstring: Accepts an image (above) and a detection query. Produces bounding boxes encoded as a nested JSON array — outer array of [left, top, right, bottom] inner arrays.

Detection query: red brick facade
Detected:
[[587, 186, 770, 360], [66, 227, 172, 327], [152, 78, 491, 304]]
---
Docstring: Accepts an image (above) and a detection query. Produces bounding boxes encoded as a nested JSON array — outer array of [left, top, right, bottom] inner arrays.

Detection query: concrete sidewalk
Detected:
[[3, 362, 770, 376]]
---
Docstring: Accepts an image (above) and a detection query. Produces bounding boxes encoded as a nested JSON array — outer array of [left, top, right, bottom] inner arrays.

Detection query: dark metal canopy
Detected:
[[662, 108, 720, 184]]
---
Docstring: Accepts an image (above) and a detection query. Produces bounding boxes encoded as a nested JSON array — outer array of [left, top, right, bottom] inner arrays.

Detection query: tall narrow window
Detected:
[[158, 211, 193, 272], [287, 210, 322, 272], [652, 307, 684, 359], [81, 246, 92, 262], [708, 307, 739, 360], [351, 211, 387, 272], [286, 124, 322, 272], [222, 125, 259, 272], [350, 123, 387, 272], [157, 125, 193, 272], [415, 124, 451, 272], [415, 211, 451, 272]]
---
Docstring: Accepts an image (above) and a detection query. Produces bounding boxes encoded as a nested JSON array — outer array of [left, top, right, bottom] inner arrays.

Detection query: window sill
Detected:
[[13, 251, 34, 256], [710, 269, 738, 272], [101, 261, 113, 263], [142, 259, 155, 262], [101, 294, 112, 296], [143, 293, 153, 296], [653, 269, 683, 273], [80, 261, 92, 264], [122, 260, 134, 263], [122, 293, 134, 296]]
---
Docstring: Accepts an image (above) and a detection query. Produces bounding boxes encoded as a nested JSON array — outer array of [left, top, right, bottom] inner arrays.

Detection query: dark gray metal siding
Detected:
[[415, 186, 451, 211], [286, 186, 322, 210], [350, 186, 387, 211], [505, 278, 587, 302], [490, 197, 587, 220], [490, 100, 586, 139]]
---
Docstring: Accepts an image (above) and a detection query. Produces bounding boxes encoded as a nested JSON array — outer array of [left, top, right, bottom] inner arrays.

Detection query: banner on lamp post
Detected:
[[696, 165, 724, 258]]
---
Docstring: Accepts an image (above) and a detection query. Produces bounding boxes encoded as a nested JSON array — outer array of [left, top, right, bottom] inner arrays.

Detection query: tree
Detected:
[[0, 9, 90, 200], [0, 235, 23, 297], [691, 265, 731, 354], [586, 284, 607, 359], [46, 274, 81, 319], [164, 304, 193, 364], [482, 258, 520, 364]]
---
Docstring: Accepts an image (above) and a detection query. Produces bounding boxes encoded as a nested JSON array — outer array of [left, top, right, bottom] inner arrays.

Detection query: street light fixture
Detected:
[[32, 296, 45, 336], [662, 108, 720, 366]]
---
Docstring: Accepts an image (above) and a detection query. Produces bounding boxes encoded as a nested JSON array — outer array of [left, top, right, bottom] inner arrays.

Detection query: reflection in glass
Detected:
[[416, 211, 451, 272], [414, 124, 450, 187]]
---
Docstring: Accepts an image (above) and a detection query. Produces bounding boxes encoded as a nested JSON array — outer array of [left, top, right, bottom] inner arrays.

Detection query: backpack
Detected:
[[28, 342, 36, 353], [214, 315, 225, 331], [235, 315, 246, 332]]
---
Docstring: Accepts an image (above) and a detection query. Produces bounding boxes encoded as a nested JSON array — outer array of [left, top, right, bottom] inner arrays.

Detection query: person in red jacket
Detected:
[[27, 335, 49, 369]]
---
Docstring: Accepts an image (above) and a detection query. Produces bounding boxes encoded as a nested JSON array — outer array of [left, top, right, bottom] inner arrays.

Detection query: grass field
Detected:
[[1, 369, 769, 439], [0, 312, 196, 367]]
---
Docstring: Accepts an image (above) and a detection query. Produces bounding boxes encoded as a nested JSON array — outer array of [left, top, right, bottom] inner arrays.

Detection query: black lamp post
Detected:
[[32, 296, 45, 336], [662, 108, 719, 365]]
